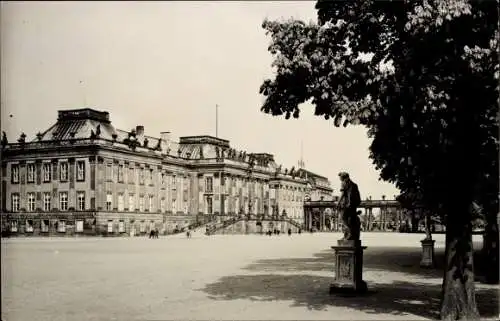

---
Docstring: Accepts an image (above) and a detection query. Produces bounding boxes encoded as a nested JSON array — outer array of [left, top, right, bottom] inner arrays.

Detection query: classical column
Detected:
[[322, 209, 326, 231], [381, 206, 385, 231], [367, 208, 372, 231]]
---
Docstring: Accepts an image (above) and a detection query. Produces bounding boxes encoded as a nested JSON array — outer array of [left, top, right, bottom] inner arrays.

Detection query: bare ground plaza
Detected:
[[1, 232, 497, 321]]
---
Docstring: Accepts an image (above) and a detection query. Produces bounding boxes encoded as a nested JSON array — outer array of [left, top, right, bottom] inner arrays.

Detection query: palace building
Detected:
[[1, 108, 332, 236]]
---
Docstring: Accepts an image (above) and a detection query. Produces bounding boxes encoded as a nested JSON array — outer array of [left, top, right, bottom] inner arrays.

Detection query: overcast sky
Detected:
[[1, 1, 400, 199]]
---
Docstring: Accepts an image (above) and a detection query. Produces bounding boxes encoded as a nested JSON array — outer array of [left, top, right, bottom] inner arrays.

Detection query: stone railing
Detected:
[[4, 138, 102, 151]]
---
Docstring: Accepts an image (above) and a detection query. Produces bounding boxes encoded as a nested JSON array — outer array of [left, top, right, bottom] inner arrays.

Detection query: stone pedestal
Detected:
[[420, 239, 435, 268], [330, 240, 368, 295]]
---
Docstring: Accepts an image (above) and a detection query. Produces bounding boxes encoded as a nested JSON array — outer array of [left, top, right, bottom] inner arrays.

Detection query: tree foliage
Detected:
[[260, 0, 498, 217], [259, 1, 498, 319]]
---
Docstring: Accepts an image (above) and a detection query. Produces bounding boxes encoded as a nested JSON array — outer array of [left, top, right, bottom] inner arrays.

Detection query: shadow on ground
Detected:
[[199, 246, 498, 319], [243, 246, 491, 282], [200, 274, 498, 320]]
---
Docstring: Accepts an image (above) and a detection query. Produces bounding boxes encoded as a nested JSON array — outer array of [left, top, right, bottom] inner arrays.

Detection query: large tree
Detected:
[[259, 1, 498, 320]]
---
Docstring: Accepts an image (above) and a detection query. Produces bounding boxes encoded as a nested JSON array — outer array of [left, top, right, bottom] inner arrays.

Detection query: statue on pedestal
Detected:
[[330, 171, 367, 295], [337, 172, 362, 241]]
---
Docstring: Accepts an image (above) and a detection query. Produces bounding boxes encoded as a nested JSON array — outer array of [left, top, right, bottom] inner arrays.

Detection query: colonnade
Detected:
[[303, 200, 407, 232]]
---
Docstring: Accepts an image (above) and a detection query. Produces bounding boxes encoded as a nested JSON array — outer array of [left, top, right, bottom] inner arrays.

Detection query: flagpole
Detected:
[[80, 80, 87, 107], [216, 104, 219, 138]]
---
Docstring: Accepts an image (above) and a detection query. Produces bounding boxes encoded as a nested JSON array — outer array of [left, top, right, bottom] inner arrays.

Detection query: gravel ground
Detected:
[[1, 232, 497, 321]]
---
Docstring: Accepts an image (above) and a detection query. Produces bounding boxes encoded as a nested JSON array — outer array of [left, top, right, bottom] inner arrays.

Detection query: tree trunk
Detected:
[[481, 210, 499, 284], [411, 210, 419, 233], [440, 212, 479, 320]]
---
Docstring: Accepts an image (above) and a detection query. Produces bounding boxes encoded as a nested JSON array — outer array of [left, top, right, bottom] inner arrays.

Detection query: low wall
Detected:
[[1, 212, 198, 237], [213, 219, 302, 235]]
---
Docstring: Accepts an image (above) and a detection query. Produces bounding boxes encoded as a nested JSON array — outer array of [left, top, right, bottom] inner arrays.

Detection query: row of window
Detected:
[[11, 162, 312, 196], [106, 193, 175, 212], [105, 164, 187, 188], [11, 192, 84, 212], [222, 177, 270, 194], [10, 192, 187, 213], [11, 161, 86, 184], [10, 192, 284, 214], [206, 197, 272, 215], [279, 192, 304, 202]]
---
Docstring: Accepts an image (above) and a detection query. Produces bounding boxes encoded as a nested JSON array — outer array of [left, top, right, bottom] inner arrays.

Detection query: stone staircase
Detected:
[[206, 216, 305, 235]]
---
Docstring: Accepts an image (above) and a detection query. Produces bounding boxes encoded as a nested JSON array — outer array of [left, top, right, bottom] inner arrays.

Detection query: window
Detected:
[[10, 221, 18, 232], [25, 220, 34, 233], [129, 194, 135, 211], [118, 194, 124, 211], [11, 194, 20, 212], [172, 199, 177, 213], [128, 168, 135, 184], [27, 193, 35, 212], [160, 198, 165, 213], [59, 192, 68, 211], [57, 220, 66, 233], [118, 220, 125, 233], [140, 221, 146, 233], [77, 192, 85, 211], [106, 193, 113, 211], [172, 176, 177, 189], [106, 164, 113, 181], [43, 163, 51, 182], [148, 195, 154, 212], [41, 220, 49, 232], [118, 164, 124, 182], [11, 164, 19, 183], [76, 160, 85, 181], [139, 168, 145, 184], [205, 177, 213, 193], [107, 220, 113, 233], [149, 169, 154, 185], [139, 196, 144, 212], [43, 192, 51, 211], [27, 164, 35, 183], [207, 197, 213, 214], [76, 220, 84, 232], [161, 173, 166, 186], [59, 162, 68, 181]]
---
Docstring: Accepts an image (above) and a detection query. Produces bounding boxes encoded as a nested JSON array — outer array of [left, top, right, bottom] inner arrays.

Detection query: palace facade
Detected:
[[1, 108, 333, 236]]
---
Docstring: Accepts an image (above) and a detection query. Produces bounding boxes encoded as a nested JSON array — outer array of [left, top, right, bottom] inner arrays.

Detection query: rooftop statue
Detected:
[[1, 131, 7, 148]]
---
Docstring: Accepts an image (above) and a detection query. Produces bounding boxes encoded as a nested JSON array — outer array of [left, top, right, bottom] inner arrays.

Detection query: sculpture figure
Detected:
[[337, 172, 362, 241], [1, 131, 7, 148], [18, 132, 26, 144]]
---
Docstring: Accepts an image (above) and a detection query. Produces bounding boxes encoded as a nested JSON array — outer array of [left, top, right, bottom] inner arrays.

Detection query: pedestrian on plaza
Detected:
[[288, 228, 292, 236]]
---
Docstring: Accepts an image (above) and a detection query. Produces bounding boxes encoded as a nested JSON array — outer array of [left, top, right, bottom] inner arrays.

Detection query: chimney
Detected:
[[160, 131, 171, 152], [136, 125, 145, 142]]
